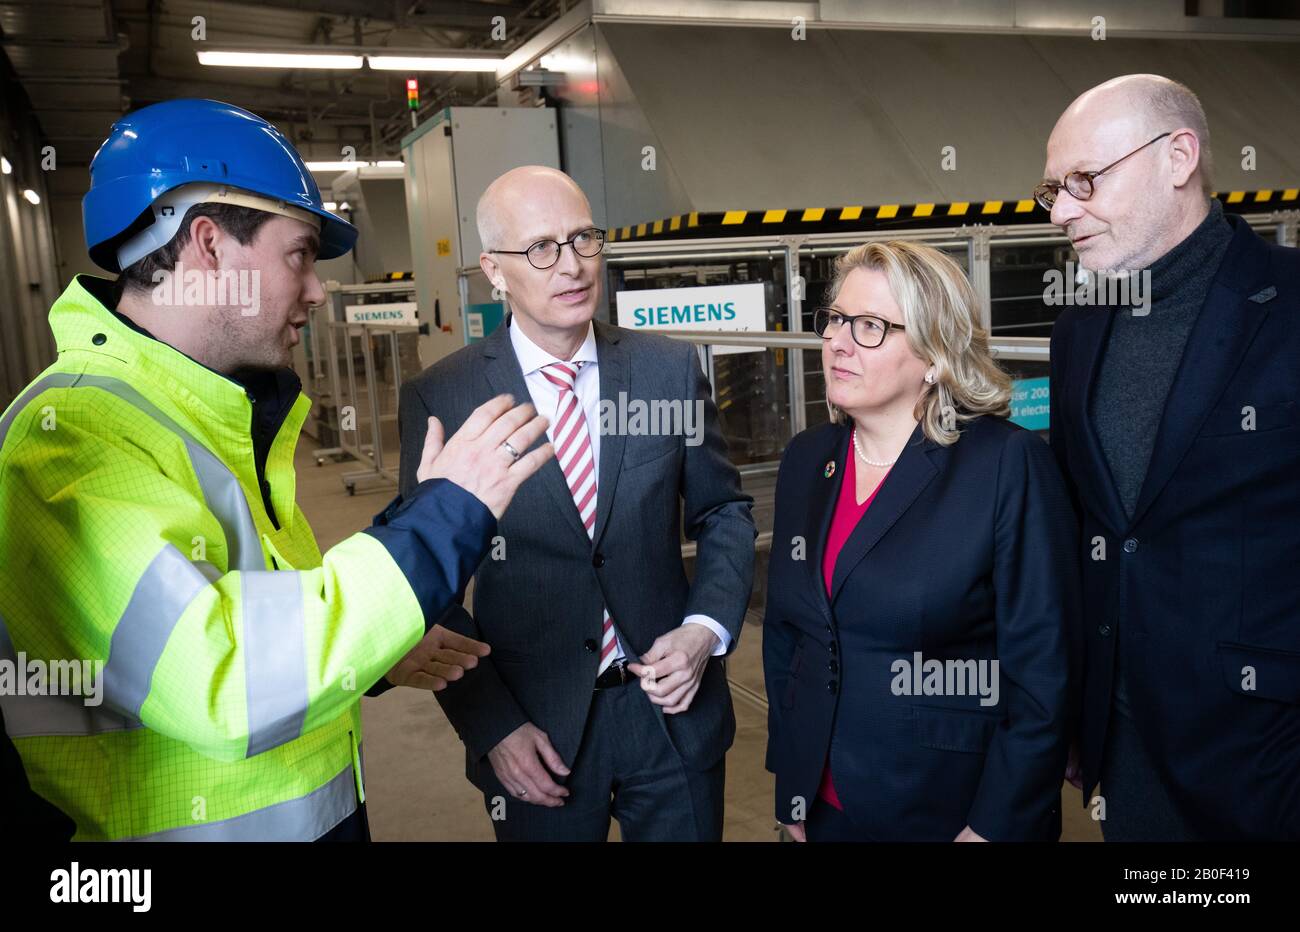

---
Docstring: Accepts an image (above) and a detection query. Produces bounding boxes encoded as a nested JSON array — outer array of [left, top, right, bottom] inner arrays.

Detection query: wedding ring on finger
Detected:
[[500, 439, 522, 462]]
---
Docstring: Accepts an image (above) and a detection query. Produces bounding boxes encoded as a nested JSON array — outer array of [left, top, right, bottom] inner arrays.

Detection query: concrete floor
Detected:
[[294, 440, 1100, 842]]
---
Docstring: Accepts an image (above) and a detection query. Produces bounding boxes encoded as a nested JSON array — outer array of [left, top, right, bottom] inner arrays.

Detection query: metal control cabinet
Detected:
[[402, 106, 560, 368]]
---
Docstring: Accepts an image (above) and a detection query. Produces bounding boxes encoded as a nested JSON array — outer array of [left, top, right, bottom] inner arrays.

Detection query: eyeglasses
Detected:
[[813, 306, 906, 349], [1033, 132, 1172, 210], [489, 227, 606, 270]]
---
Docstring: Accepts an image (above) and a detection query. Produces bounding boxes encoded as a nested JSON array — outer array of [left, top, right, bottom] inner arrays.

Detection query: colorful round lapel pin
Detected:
[[824, 460, 836, 478]]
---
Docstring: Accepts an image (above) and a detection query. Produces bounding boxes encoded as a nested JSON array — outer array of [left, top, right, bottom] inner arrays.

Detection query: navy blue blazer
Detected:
[[763, 415, 1079, 841], [1050, 214, 1300, 839]]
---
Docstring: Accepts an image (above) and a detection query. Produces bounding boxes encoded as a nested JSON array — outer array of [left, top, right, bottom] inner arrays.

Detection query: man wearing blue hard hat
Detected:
[[0, 99, 554, 841]]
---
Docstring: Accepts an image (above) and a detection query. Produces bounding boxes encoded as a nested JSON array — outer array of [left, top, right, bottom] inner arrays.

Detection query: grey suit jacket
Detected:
[[398, 317, 756, 784]]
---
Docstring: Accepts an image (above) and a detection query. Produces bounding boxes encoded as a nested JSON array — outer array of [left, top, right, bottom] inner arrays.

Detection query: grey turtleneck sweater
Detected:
[[1089, 199, 1235, 519], [1091, 199, 1234, 734]]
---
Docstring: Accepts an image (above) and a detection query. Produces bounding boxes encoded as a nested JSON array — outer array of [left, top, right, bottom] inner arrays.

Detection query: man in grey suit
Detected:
[[398, 166, 755, 841]]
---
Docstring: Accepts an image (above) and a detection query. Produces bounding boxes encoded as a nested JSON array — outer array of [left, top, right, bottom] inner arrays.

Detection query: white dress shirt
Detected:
[[508, 318, 731, 658]]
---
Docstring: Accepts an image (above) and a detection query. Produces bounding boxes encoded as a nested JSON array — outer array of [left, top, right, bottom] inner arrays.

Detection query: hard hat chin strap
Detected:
[[116, 184, 323, 273]]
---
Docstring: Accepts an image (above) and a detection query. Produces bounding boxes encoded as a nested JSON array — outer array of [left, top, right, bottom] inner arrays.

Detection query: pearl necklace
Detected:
[[852, 427, 897, 468]]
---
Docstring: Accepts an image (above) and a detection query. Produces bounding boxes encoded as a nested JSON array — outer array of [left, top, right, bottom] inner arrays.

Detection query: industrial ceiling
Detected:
[[0, 0, 568, 165]]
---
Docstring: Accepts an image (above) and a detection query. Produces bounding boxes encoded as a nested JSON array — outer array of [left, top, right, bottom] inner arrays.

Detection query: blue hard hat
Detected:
[[84, 99, 357, 273]]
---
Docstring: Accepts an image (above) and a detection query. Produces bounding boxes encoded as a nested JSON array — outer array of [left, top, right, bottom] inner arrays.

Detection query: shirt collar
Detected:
[[508, 315, 598, 377]]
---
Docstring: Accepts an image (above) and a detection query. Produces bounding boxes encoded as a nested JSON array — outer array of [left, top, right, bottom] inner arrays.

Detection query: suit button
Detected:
[[827, 680, 838, 694], [584, 639, 598, 653], [91, 333, 107, 346], [1123, 538, 1138, 553], [828, 641, 838, 656], [825, 625, 833, 637], [1097, 624, 1111, 637], [828, 659, 839, 675], [592, 553, 605, 568]]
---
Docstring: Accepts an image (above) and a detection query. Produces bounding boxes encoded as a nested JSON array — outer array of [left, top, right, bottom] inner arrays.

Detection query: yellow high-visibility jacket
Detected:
[[0, 275, 494, 840]]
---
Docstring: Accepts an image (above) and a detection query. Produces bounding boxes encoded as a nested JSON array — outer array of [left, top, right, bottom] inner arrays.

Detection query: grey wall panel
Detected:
[[593, 24, 698, 230], [330, 176, 412, 279], [47, 166, 99, 286], [447, 108, 561, 261], [1026, 35, 1300, 194], [592, 22, 1300, 225], [361, 179, 413, 274], [0, 59, 62, 410], [820, 0, 1189, 31], [544, 25, 610, 228], [403, 107, 559, 366]]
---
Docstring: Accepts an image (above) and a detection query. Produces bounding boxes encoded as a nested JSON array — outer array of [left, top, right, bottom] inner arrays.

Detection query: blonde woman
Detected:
[[762, 241, 1080, 842]]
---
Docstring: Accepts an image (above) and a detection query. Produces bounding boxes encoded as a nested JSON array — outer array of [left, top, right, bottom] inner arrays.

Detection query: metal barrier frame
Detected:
[[308, 281, 419, 494], [602, 210, 1295, 465]]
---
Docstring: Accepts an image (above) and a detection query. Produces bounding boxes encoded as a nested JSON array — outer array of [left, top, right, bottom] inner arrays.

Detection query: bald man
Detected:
[[397, 166, 755, 841], [1041, 74, 1300, 840]]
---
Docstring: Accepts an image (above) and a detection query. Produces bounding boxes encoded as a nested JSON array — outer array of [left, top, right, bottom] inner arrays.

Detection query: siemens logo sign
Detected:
[[343, 301, 419, 327], [631, 302, 737, 326], [353, 309, 408, 321], [615, 283, 766, 355]]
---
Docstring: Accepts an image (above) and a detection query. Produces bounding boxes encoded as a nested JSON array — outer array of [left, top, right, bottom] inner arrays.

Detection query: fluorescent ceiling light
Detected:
[[367, 54, 500, 72], [198, 50, 363, 69], [1, 156, 11, 175], [23, 189, 40, 205], [306, 160, 404, 173]]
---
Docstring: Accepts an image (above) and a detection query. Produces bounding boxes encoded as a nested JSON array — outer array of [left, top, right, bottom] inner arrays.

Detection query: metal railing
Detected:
[[306, 281, 421, 495]]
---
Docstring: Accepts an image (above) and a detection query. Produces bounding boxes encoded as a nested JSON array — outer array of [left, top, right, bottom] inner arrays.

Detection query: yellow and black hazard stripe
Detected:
[[363, 271, 416, 283], [606, 188, 1299, 243]]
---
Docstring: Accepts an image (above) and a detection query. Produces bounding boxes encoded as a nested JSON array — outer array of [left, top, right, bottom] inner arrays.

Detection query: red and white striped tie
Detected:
[[540, 361, 622, 674]]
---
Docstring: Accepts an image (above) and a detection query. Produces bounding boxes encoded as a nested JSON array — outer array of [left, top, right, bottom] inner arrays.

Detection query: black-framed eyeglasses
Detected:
[[813, 306, 906, 349], [1033, 132, 1172, 210], [489, 227, 606, 270]]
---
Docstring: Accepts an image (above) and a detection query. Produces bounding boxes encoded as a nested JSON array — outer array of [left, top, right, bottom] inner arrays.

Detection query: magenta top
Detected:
[[817, 438, 888, 811]]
